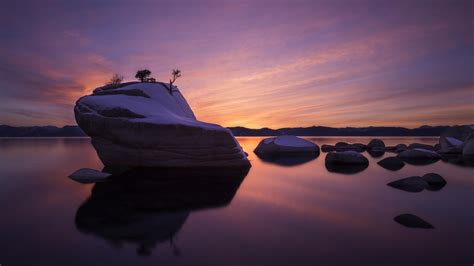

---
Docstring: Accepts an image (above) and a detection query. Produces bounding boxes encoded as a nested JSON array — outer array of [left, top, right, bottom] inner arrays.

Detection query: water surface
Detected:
[[0, 137, 472, 266]]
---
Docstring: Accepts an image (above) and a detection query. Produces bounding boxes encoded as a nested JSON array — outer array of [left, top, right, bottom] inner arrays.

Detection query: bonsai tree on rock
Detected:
[[168, 69, 181, 94], [135, 69, 152, 82], [104, 73, 123, 89]]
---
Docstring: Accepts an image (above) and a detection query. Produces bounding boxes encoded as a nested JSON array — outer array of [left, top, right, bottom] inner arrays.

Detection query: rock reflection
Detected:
[[255, 153, 318, 167], [75, 167, 249, 256], [325, 162, 369, 174]]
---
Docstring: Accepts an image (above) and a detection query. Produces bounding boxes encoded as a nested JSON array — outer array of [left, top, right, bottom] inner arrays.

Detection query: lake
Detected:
[[0, 137, 472, 266]]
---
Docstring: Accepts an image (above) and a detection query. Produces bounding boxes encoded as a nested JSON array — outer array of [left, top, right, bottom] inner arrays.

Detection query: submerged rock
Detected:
[[321, 144, 336, 152], [335, 142, 366, 152], [254, 135, 320, 156], [387, 173, 447, 192], [69, 168, 112, 184], [377, 157, 405, 171], [325, 151, 369, 165], [387, 176, 428, 192], [397, 148, 440, 165], [75, 83, 250, 168], [422, 173, 447, 191], [394, 214, 434, 229], [408, 143, 436, 151]]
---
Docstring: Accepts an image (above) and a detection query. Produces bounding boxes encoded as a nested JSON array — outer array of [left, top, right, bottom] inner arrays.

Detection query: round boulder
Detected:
[[367, 139, 385, 150], [254, 135, 320, 156]]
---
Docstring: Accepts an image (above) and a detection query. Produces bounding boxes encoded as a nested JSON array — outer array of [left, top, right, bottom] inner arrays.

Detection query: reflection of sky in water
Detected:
[[0, 137, 472, 265]]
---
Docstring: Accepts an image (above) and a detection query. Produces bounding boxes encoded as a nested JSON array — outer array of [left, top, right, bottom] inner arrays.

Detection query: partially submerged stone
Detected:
[[397, 148, 441, 165], [69, 168, 112, 184], [387, 173, 447, 192], [325, 151, 369, 174], [367, 139, 385, 150], [422, 173, 447, 191], [394, 214, 434, 229], [387, 176, 428, 192], [377, 157, 405, 171]]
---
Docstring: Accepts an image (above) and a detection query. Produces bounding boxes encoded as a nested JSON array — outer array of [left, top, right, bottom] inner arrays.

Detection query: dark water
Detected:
[[0, 137, 472, 266]]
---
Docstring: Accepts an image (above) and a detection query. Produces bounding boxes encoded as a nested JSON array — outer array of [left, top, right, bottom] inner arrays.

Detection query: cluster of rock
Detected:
[[74, 82, 250, 168]]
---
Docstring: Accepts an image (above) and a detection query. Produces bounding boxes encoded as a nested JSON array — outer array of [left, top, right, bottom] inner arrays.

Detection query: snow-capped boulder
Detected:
[[377, 157, 405, 171], [254, 135, 320, 156], [75, 82, 250, 168], [397, 148, 440, 165], [69, 168, 111, 184]]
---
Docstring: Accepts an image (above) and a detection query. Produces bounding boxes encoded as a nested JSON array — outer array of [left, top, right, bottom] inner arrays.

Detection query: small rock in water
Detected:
[[422, 173, 447, 191], [325, 151, 369, 174], [321, 144, 336, 152], [254, 135, 320, 156], [377, 157, 405, 171], [397, 148, 441, 165], [408, 143, 436, 151], [367, 139, 385, 150], [69, 168, 112, 184], [394, 214, 434, 229], [387, 176, 428, 192]]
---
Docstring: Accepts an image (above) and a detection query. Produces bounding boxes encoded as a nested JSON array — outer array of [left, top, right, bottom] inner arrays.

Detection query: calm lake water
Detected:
[[0, 137, 472, 266]]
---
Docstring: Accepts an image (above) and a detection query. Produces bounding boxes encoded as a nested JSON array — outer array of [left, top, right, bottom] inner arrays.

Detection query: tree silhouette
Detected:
[[108, 73, 123, 85], [168, 69, 181, 94], [135, 69, 152, 82]]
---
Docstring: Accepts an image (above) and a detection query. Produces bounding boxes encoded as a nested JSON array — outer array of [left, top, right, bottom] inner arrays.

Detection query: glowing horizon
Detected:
[[0, 0, 472, 128]]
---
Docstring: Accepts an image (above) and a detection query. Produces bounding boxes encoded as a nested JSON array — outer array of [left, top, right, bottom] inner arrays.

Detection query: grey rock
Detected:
[[254, 135, 320, 156], [408, 143, 436, 151], [69, 168, 112, 184]]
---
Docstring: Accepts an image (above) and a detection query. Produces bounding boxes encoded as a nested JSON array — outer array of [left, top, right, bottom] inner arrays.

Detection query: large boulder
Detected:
[[75, 82, 250, 168], [254, 135, 320, 156]]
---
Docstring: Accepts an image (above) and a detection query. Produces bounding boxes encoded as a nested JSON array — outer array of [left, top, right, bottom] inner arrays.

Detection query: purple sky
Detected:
[[0, 0, 473, 128]]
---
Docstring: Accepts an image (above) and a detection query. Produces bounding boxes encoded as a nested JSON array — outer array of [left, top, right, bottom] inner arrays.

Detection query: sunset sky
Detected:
[[0, 0, 472, 128]]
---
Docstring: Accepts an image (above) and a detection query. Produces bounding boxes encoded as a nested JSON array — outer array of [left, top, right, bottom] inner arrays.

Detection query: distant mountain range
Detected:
[[0, 124, 469, 137]]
